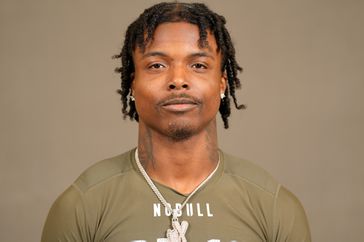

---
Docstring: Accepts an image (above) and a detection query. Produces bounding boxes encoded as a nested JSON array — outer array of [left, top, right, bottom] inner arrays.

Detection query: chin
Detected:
[[166, 121, 197, 142]]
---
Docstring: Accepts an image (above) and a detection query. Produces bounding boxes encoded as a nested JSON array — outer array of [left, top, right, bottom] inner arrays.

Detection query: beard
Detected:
[[166, 121, 196, 142]]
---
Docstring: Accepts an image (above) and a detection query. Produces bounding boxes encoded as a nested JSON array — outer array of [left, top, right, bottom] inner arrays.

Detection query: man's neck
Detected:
[[137, 120, 219, 194]]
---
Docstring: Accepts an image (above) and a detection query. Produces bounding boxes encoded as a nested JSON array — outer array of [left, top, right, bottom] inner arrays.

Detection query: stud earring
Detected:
[[130, 95, 135, 101], [220, 93, 226, 99]]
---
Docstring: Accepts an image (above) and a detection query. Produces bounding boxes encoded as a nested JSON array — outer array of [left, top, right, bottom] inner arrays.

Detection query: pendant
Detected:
[[166, 210, 188, 242], [166, 220, 188, 242]]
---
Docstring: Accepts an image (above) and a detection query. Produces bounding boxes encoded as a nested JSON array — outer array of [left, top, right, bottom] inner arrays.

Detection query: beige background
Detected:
[[1, 0, 363, 241]]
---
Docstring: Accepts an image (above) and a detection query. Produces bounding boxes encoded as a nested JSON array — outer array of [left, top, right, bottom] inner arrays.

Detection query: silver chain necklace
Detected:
[[135, 149, 220, 242]]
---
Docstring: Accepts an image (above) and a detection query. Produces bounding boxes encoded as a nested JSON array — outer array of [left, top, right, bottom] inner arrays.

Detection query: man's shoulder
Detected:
[[74, 148, 135, 193], [222, 151, 279, 195]]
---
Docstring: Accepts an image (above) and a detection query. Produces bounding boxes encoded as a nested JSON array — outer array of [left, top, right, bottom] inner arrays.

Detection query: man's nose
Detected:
[[167, 65, 189, 90]]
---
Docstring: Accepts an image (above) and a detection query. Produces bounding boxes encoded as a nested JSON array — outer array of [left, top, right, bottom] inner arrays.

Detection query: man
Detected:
[[42, 2, 311, 241]]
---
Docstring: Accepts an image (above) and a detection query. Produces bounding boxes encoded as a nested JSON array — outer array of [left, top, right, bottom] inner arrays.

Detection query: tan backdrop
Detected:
[[1, 0, 363, 241]]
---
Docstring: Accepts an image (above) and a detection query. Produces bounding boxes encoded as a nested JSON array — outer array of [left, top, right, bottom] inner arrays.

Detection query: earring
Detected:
[[220, 93, 226, 99], [130, 95, 135, 101]]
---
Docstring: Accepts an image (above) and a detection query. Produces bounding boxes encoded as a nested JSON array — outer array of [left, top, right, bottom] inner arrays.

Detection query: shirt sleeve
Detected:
[[41, 185, 89, 242], [272, 185, 311, 242]]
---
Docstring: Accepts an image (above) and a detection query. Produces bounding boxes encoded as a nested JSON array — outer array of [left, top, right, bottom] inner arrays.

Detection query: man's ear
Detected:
[[220, 71, 227, 94], [130, 73, 135, 95]]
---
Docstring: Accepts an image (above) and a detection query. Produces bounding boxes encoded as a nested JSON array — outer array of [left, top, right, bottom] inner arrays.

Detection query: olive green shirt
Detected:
[[42, 149, 311, 241]]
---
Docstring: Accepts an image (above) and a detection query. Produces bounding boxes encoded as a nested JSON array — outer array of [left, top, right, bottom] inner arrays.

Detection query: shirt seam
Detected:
[[225, 172, 278, 197], [272, 183, 282, 242], [74, 168, 134, 194]]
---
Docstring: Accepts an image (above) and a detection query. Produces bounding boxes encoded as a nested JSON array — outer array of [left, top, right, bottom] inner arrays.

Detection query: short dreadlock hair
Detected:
[[113, 1, 245, 129]]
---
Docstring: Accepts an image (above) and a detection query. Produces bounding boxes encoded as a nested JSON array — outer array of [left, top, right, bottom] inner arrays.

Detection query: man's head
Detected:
[[114, 2, 244, 130]]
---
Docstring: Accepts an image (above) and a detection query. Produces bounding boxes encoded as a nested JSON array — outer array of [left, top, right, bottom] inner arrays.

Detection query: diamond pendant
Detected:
[[166, 210, 188, 242], [166, 220, 188, 242]]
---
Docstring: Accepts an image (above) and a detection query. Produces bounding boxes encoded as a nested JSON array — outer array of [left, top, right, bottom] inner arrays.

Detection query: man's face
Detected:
[[132, 22, 226, 140]]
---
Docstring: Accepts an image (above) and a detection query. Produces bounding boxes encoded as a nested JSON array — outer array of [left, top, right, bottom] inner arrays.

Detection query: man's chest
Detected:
[[91, 199, 269, 242]]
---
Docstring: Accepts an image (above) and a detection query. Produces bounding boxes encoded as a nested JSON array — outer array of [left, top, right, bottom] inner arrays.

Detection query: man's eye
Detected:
[[192, 63, 207, 69], [148, 63, 165, 69]]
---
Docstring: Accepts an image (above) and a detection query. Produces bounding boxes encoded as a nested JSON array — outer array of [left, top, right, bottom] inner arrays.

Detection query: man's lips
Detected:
[[160, 98, 199, 112]]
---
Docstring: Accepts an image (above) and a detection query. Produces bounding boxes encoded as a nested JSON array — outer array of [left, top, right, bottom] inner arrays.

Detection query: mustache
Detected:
[[157, 93, 202, 106]]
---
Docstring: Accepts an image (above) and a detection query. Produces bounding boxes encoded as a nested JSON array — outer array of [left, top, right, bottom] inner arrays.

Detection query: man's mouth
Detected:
[[160, 98, 199, 112]]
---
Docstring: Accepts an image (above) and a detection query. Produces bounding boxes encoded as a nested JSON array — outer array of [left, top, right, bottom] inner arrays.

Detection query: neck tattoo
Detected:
[[135, 149, 220, 242]]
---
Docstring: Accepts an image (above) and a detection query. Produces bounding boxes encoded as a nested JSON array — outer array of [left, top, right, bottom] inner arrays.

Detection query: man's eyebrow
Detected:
[[141, 51, 168, 59], [188, 51, 215, 60], [141, 51, 215, 60]]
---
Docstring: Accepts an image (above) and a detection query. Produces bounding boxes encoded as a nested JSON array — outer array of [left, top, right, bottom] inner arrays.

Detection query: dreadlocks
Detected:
[[113, 2, 245, 129]]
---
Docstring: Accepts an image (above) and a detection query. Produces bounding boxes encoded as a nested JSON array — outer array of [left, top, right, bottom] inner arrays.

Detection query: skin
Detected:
[[132, 22, 226, 194]]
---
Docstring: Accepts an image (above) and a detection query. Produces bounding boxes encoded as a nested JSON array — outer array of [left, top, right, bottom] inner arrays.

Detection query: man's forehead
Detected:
[[135, 22, 217, 54]]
